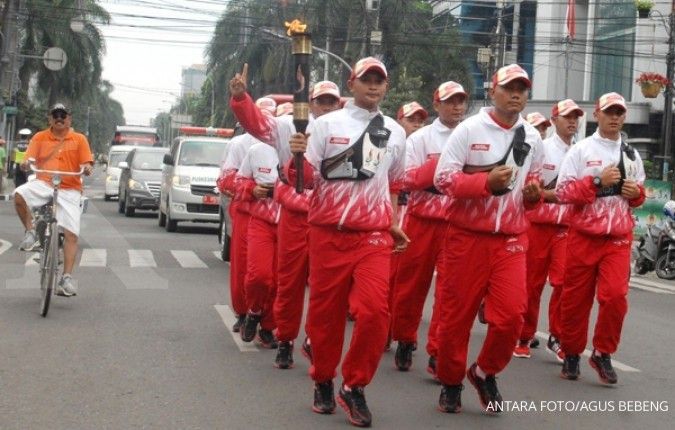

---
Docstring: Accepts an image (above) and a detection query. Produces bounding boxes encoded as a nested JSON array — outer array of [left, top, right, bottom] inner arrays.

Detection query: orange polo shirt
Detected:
[[25, 128, 93, 191]]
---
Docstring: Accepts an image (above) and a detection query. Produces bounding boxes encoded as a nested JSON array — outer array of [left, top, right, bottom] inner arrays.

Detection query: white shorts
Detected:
[[14, 180, 83, 236]]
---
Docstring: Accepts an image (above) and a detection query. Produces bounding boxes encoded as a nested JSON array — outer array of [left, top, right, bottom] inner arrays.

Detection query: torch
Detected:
[[285, 19, 311, 194]]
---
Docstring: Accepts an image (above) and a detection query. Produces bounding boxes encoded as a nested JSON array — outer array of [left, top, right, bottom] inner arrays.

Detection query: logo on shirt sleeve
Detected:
[[586, 160, 602, 167], [258, 167, 272, 173], [470, 143, 490, 151], [543, 163, 556, 170], [329, 136, 350, 145]]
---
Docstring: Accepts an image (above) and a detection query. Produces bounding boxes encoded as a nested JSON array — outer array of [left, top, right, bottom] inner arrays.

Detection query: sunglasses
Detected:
[[51, 111, 68, 119]]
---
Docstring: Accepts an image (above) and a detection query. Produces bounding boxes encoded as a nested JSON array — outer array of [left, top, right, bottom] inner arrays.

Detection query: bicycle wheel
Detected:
[[39, 222, 59, 317]]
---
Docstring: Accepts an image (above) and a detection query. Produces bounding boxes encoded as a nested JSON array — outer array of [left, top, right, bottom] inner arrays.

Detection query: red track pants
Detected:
[[273, 207, 310, 342], [391, 215, 448, 357], [559, 230, 631, 355], [229, 202, 249, 317], [520, 223, 568, 341], [244, 217, 278, 331], [306, 226, 392, 387], [436, 227, 528, 385]]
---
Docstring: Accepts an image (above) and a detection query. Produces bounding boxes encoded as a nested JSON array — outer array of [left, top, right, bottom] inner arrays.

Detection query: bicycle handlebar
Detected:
[[29, 162, 86, 176]]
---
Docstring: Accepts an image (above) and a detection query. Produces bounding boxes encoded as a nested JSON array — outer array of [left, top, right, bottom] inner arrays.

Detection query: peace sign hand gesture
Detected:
[[229, 63, 249, 98]]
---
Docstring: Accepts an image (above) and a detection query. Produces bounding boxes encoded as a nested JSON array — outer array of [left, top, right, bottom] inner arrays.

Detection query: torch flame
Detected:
[[285, 19, 307, 36]]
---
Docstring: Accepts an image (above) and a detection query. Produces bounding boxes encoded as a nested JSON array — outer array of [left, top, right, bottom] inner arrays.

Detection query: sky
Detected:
[[100, 0, 228, 126]]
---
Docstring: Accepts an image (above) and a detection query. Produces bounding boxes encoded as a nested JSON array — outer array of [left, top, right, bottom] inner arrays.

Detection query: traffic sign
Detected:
[[43, 47, 67, 71]]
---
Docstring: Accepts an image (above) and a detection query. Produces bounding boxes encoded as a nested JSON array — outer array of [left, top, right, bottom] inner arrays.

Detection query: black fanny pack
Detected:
[[320, 115, 391, 181], [596, 141, 637, 198]]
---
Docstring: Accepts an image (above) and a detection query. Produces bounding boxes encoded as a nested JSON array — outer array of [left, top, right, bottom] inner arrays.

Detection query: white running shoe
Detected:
[[19, 229, 38, 251], [55, 275, 77, 297]]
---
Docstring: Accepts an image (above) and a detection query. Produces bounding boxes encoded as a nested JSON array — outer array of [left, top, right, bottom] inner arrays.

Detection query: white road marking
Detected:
[[171, 250, 207, 268], [80, 248, 107, 267], [534, 331, 640, 372], [213, 251, 221, 261], [128, 249, 156, 268], [214, 304, 258, 352], [630, 276, 675, 294], [112, 267, 168, 289], [25, 252, 40, 266], [0, 239, 12, 256]]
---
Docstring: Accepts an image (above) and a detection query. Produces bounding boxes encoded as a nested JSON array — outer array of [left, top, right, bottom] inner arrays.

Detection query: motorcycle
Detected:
[[633, 201, 675, 280]]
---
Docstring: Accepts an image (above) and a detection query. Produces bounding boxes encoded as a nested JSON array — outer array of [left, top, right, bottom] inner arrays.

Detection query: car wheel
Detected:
[[158, 208, 166, 227], [220, 220, 230, 262], [104, 194, 111, 201], [124, 196, 135, 217], [118, 195, 125, 213], [165, 209, 178, 232]]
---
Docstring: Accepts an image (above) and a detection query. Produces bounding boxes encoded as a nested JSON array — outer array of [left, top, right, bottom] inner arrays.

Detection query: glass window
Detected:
[[109, 152, 128, 168], [132, 151, 165, 170], [177, 140, 228, 167]]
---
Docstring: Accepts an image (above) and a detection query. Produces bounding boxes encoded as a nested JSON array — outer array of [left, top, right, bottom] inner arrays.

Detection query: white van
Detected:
[[159, 128, 232, 232], [105, 145, 135, 201]]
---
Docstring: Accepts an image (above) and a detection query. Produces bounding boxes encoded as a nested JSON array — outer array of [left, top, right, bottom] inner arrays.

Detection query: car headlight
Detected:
[[128, 179, 144, 190], [106, 174, 118, 182], [172, 175, 190, 188]]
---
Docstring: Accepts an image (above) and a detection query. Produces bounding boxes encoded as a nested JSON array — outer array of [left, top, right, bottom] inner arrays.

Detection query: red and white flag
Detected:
[[565, 0, 576, 40]]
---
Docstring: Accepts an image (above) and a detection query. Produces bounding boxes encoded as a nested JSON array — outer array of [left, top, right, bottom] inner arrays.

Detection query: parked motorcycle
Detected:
[[633, 200, 675, 280]]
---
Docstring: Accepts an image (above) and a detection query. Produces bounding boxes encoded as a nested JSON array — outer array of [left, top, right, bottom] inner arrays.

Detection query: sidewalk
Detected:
[[0, 173, 16, 201]]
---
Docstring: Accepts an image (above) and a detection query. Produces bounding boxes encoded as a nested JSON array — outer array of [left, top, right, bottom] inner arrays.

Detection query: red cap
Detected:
[[349, 57, 387, 80], [311, 81, 340, 100], [551, 99, 584, 117], [397, 101, 428, 120], [492, 64, 531, 88], [595, 92, 627, 112], [526, 112, 551, 128], [255, 97, 277, 115], [434, 81, 467, 102], [276, 102, 293, 117]]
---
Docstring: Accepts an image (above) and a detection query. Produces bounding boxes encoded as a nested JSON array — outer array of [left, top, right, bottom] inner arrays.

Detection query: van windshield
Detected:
[[132, 152, 165, 170], [109, 152, 128, 168], [177, 140, 226, 167]]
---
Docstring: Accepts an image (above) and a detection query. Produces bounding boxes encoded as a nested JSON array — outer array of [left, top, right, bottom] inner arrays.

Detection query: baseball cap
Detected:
[[255, 97, 277, 115], [311, 80, 340, 100], [595, 92, 627, 112], [276, 102, 293, 117], [526, 112, 551, 128], [397, 101, 428, 120], [492, 64, 531, 88], [349, 57, 387, 80], [551, 99, 584, 117], [434, 81, 467, 102], [50, 103, 70, 115]]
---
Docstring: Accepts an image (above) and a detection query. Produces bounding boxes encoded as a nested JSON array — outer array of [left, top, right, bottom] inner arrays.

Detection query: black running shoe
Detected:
[[530, 338, 540, 348], [546, 335, 565, 363], [232, 315, 245, 333], [438, 384, 463, 413], [313, 380, 336, 414], [394, 342, 414, 371], [427, 356, 439, 381], [477, 302, 486, 324], [240, 312, 261, 343], [257, 328, 278, 349], [466, 363, 503, 413], [301, 337, 313, 364], [561, 354, 580, 380], [589, 351, 618, 384], [275, 341, 294, 369], [338, 385, 372, 427]]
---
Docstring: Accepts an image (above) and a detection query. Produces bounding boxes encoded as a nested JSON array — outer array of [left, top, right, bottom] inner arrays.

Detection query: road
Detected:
[[0, 170, 673, 429]]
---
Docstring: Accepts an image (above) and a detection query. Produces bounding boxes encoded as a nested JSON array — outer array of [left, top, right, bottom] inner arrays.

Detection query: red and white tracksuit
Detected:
[[433, 107, 544, 384], [520, 134, 573, 342], [555, 131, 645, 355], [236, 142, 281, 331], [231, 94, 313, 343], [286, 101, 406, 387], [391, 118, 455, 359], [218, 134, 256, 317]]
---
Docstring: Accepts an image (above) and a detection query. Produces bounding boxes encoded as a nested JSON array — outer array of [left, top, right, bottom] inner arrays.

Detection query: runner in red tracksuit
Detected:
[[555, 92, 645, 385], [236, 142, 282, 348], [526, 112, 551, 140], [229, 65, 342, 368], [513, 99, 583, 361], [287, 57, 408, 428], [391, 82, 467, 378], [433, 64, 544, 414]]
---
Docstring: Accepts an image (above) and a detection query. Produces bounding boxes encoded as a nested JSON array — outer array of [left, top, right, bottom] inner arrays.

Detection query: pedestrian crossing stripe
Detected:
[[21, 249, 225, 269]]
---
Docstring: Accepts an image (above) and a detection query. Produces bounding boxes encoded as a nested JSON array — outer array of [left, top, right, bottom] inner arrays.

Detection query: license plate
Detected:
[[202, 194, 218, 205]]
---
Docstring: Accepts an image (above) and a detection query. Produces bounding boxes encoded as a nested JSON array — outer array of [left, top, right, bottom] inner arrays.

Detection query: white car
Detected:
[[104, 145, 135, 201]]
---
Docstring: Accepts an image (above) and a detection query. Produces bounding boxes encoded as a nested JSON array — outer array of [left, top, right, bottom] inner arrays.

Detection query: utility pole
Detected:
[[662, 0, 675, 181], [0, 0, 19, 140]]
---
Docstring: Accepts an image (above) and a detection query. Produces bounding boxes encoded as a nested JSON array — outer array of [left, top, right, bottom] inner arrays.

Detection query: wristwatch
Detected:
[[592, 176, 602, 188]]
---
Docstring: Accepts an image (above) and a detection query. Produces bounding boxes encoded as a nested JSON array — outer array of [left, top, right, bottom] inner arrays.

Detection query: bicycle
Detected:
[[28, 161, 84, 317]]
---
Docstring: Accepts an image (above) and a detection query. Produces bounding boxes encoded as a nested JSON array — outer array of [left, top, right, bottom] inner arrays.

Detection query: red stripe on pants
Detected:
[[391, 215, 447, 353], [436, 227, 528, 385], [306, 226, 392, 387], [245, 216, 278, 331], [273, 207, 309, 342], [229, 202, 249, 316], [559, 230, 631, 355], [520, 223, 568, 341]]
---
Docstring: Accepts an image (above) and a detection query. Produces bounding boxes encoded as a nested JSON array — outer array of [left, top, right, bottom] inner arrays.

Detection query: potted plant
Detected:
[[635, 0, 654, 18], [636, 72, 669, 98]]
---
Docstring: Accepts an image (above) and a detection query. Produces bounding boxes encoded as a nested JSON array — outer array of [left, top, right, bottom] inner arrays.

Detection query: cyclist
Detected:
[[14, 103, 94, 297]]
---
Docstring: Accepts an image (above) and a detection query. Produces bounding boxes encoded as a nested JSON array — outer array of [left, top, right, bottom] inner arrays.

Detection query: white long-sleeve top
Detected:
[[555, 130, 646, 237], [433, 107, 544, 234], [236, 142, 281, 224]]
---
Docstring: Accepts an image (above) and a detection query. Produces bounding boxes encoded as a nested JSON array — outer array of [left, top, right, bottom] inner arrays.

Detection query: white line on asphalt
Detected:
[[534, 331, 640, 372], [80, 248, 107, 267], [630, 276, 675, 293], [214, 304, 258, 353], [0, 239, 11, 256], [171, 250, 207, 268], [212, 251, 221, 261], [128, 249, 156, 267], [25, 252, 40, 266], [630, 283, 675, 295]]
